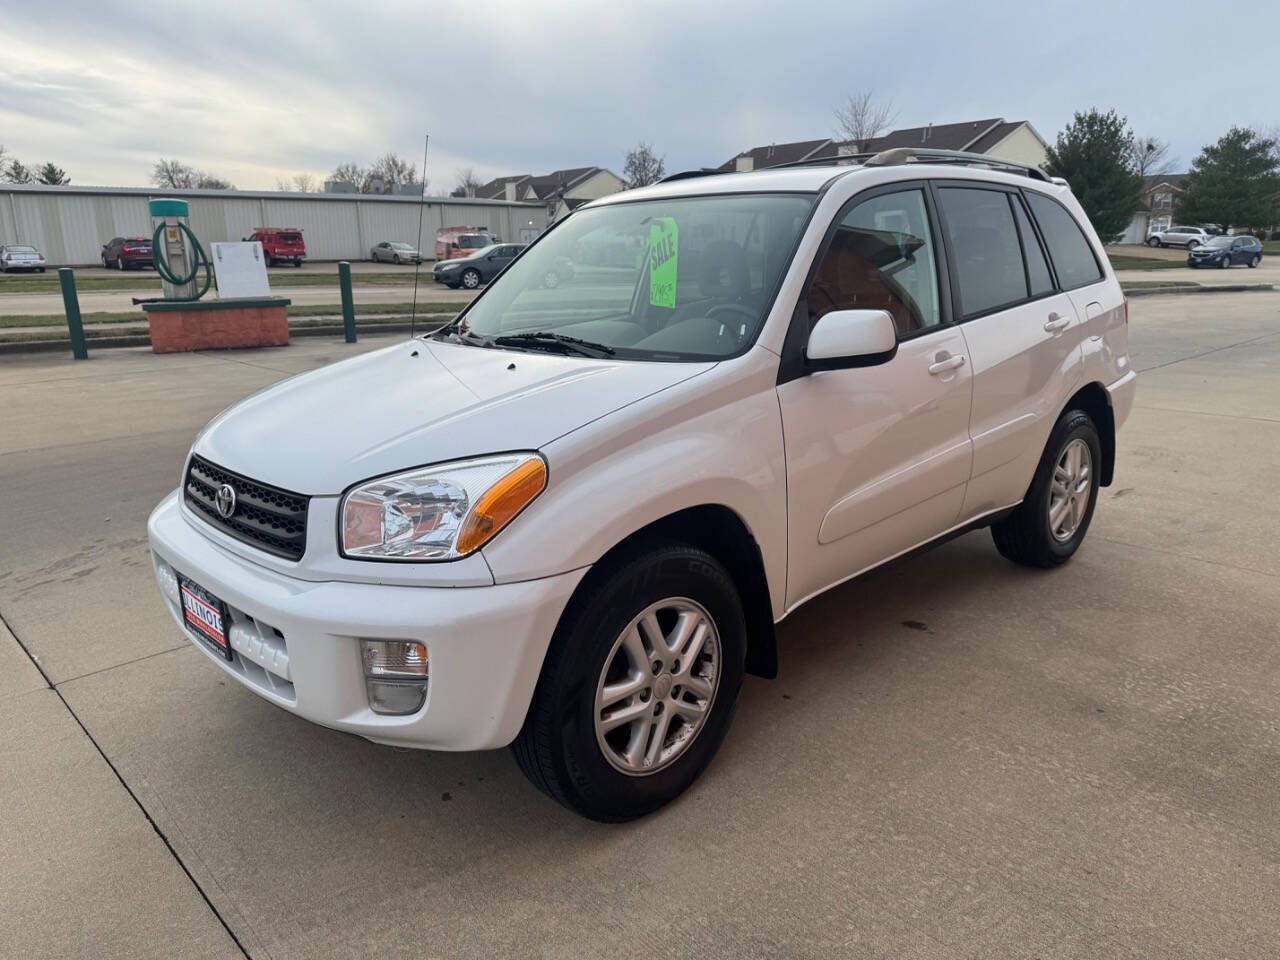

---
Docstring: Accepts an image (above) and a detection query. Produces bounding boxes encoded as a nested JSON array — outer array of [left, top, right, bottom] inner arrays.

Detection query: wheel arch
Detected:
[[558, 504, 778, 680], [1062, 382, 1116, 486]]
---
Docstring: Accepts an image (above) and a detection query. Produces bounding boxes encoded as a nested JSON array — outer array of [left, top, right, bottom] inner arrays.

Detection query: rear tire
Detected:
[[512, 543, 747, 822], [117, 257, 125, 271], [1250, 255, 1261, 268], [991, 409, 1101, 568]]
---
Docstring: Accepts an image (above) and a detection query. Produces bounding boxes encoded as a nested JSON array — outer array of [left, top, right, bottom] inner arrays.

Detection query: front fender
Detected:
[[481, 348, 788, 621]]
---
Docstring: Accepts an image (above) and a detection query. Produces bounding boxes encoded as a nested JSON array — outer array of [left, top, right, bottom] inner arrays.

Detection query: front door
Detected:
[[776, 185, 974, 610]]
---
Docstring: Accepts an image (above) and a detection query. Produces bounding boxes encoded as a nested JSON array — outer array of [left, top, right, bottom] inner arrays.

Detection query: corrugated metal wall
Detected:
[[0, 187, 549, 265]]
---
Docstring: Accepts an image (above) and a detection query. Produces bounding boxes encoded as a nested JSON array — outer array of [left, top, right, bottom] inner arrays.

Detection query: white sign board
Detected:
[[211, 242, 271, 299]]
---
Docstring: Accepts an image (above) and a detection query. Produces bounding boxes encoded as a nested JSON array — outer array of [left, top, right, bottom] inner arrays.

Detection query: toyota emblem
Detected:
[[215, 483, 237, 519]]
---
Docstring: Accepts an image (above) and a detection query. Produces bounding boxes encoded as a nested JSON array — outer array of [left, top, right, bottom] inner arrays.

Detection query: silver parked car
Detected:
[[1147, 225, 1208, 249], [0, 243, 47, 272], [370, 241, 422, 264]]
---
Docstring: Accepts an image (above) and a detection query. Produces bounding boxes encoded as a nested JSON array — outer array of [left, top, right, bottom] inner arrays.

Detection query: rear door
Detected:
[[933, 183, 1086, 519], [776, 183, 974, 609]]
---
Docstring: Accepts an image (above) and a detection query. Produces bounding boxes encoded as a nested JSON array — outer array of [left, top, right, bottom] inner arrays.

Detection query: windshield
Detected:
[[391, 242, 415, 250], [459, 234, 493, 248], [440, 193, 815, 362], [8, 245, 37, 253], [1203, 237, 1232, 249]]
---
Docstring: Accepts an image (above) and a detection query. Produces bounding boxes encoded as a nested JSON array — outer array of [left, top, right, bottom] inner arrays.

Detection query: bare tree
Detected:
[[151, 159, 232, 190], [290, 172, 317, 193], [833, 90, 897, 152], [330, 161, 367, 190], [1128, 135, 1177, 179], [368, 152, 422, 192], [453, 167, 482, 197], [623, 142, 666, 188], [194, 172, 234, 189], [152, 158, 195, 188]]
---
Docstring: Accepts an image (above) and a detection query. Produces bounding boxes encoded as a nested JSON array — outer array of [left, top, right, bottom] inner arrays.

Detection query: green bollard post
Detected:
[[338, 261, 356, 343], [59, 267, 88, 360]]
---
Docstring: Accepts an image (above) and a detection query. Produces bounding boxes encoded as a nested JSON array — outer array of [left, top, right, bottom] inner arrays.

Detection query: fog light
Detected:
[[366, 679, 428, 716], [361, 640, 428, 715], [155, 557, 180, 606]]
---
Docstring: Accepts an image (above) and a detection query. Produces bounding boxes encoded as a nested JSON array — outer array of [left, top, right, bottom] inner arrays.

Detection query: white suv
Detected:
[[148, 150, 1137, 821], [1147, 225, 1208, 248]]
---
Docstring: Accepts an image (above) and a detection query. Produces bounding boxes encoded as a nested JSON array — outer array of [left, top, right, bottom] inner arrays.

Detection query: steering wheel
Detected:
[[706, 303, 758, 342]]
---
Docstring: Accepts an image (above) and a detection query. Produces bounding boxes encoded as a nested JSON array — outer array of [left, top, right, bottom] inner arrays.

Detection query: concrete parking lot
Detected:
[[2, 291, 1278, 958]]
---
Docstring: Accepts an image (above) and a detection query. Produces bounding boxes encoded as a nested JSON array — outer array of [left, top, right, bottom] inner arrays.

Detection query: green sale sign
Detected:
[[648, 217, 678, 309]]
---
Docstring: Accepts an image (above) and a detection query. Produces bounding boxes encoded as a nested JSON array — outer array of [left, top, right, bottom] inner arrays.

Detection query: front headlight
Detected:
[[340, 453, 547, 561]]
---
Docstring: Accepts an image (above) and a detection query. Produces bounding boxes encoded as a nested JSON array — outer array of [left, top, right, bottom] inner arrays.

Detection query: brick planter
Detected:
[[142, 297, 292, 353]]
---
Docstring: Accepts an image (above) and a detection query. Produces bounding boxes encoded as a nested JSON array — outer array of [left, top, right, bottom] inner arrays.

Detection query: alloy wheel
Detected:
[[593, 598, 721, 776], [1049, 438, 1093, 542]]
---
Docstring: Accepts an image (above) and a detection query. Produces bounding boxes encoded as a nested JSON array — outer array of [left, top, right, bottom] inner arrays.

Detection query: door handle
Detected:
[[928, 354, 966, 375], [1043, 313, 1071, 333]]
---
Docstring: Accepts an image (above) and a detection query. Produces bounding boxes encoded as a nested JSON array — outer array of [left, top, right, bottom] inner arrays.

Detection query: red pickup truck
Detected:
[[247, 228, 306, 267]]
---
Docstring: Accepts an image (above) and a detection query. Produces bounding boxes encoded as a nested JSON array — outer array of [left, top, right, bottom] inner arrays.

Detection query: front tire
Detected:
[[991, 409, 1101, 568], [542, 270, 560, 289], [461, 269, 481, 289], [1147, 236, 1160, 247], [513, 543, 747, 821], [1220, 256, 1230, 269]]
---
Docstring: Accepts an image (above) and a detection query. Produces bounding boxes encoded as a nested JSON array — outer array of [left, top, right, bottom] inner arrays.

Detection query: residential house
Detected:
[[1119, 174, 1189, 244], [719, 118, 1050, 172], [475, 166, 626, 221]]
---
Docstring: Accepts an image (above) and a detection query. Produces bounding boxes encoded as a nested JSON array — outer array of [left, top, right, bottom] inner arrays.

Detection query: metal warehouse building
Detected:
[[0, 185, 549, 265]]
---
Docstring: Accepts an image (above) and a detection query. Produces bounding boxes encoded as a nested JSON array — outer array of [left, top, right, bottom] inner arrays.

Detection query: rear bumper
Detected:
[[147, 490, 587, 750]]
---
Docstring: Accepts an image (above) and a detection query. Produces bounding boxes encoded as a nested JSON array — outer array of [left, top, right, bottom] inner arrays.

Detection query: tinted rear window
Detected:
[[938, 187, 1027, 318], [1026, 194, 1103, 289], [1011, 196, 1054, 297]]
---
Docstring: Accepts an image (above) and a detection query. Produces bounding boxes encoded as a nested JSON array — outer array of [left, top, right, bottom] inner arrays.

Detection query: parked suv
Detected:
[[148, 152, 1136, 821], [1187, 235, 1263, 268], [101, 236, 154, 270], [1147, 225, 1208, 248], [247, 228, 306, 267]]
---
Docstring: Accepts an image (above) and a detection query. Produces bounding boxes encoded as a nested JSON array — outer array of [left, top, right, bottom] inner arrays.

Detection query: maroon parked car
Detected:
[[102, 236, 154, 271]]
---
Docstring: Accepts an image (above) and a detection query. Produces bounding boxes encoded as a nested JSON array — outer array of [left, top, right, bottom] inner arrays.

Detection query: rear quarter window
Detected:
[[1025, 193, 1104, 290]]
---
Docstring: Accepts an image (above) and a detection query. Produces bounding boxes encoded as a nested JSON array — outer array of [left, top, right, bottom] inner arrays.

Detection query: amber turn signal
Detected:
[[456, 457, 547, 555]]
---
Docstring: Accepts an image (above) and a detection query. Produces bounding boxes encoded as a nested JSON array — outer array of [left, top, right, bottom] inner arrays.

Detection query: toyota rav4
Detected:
[[148, 149, 1136, 821]]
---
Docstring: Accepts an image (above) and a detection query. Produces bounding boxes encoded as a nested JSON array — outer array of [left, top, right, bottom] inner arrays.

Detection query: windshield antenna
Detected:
[[410, 133, 430, 339]]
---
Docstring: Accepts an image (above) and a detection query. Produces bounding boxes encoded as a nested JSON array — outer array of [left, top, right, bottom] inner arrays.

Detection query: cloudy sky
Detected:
[[2, 0, 1274, 192]]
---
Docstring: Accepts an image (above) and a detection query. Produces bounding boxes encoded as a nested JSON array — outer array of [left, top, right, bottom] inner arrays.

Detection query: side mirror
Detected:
[[806, 309, 898, 370]]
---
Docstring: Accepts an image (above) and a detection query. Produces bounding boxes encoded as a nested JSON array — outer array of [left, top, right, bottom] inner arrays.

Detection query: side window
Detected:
[[806, 188, 941, 337], [1010, 196, 1054, 297], [937, 187, 1027, 317], [1025, 193, 1104, 290]]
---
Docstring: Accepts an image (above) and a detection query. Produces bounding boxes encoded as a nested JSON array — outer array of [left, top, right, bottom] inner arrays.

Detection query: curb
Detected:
[[0, 319, 450, 354], [1123, 283, 1274, 298]]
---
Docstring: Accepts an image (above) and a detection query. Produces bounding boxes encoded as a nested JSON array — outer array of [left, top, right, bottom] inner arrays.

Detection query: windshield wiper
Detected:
[[492, 332, 616, 358]]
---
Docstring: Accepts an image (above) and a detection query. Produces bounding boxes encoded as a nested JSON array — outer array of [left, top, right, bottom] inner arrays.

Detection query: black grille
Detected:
[[184, 455, 309, 560]]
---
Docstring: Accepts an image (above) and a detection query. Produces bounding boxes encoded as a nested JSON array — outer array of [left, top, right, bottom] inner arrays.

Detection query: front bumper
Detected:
[[147, 491, 586, 750]]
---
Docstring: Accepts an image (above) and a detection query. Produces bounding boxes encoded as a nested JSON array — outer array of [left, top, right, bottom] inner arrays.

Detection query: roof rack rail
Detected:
[[761, 147, 1049, 182], [863, 147, 1049, 181], [656, 169, 727, 184]]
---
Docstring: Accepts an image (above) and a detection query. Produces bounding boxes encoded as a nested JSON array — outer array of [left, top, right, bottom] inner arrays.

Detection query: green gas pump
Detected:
[[149, 197, 213, 301]]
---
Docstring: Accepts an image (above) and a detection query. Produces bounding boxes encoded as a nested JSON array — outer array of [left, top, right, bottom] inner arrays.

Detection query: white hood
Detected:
[[193, 339, 714, 494]]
